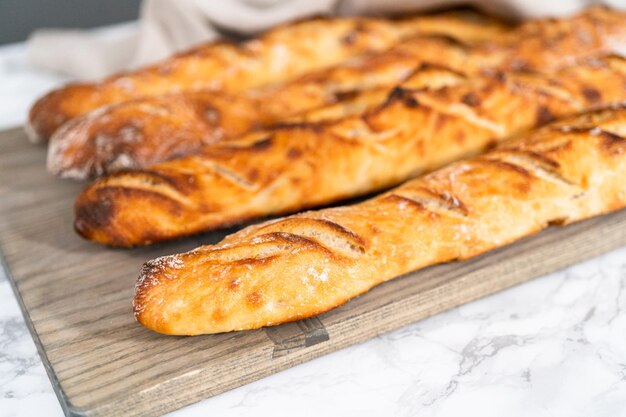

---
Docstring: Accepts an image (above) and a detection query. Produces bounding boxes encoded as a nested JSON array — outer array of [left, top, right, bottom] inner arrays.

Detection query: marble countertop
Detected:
[[1, 37, 626, 417]]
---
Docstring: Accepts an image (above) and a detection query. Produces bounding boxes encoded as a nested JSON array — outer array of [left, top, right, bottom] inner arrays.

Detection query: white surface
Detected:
[[1, 39, 626, 417]]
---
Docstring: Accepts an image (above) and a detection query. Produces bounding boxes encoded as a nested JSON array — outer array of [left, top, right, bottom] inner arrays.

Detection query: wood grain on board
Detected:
[[1, 127, 625, 417]]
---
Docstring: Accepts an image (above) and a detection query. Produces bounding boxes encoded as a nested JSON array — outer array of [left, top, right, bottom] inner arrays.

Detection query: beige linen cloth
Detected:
[[27, 0, 623, 80]]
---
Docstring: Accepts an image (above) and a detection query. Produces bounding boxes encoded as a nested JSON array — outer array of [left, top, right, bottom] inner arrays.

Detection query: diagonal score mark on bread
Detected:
[[196, 160, 258, 191], [405, 91, 506, 136], [252, 218, 367, 256], [75, 53, 626, 247], [482, 150, 578, 188], [386, 186, 470, 219], [179, 218, 365, 264], [133, 105, 626, 335]]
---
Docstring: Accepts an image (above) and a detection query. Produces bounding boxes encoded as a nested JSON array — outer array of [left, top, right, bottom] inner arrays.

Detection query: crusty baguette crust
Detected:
[[133, 105, 626, 335], [48, 87, 404, 178], [47, 36, 471, 179], [47, 92, 275, 179], [28, 11, 508, 143], [48, 6, 626, 179], [75, 55, 626, 247]]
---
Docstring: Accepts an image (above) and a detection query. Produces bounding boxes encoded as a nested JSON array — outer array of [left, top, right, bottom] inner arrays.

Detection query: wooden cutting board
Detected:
[[2, 127, 626, 417]]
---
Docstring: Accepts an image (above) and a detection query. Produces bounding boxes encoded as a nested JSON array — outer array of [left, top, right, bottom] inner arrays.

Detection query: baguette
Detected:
[[27, 10, 508, 143], [133, 105, 626, 335], [75, 55, 626, 247], [47, 36, 470, 179], [49, 6, 626, 179]]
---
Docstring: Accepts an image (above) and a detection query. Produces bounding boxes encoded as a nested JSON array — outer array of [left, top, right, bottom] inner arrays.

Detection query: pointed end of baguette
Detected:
[[27, 87, 71, 144], [47, 131, 92, 180], [74, 186, 117, 243], [133, 255, 184, 335], [74, 171, 195, 247]]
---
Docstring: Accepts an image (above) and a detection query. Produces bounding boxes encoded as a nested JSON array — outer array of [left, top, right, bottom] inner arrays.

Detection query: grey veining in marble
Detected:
[[0, 270, 63, 417]]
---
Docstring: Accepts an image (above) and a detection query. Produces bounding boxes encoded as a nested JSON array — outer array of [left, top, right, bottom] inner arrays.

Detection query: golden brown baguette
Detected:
[[47, 36, 470, 179], [75, 55, 626, 247], [48, 6, 626, 179], [27, 10, 508, 143], [133, 105, 626, 335]]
